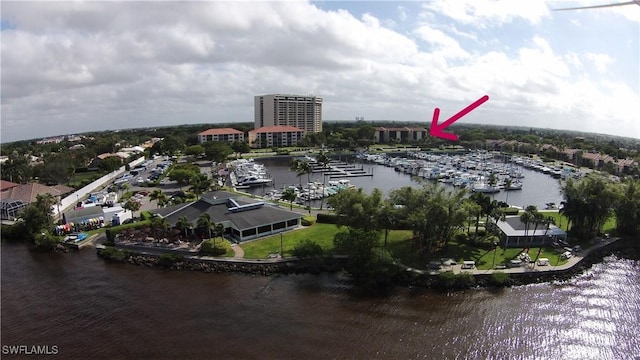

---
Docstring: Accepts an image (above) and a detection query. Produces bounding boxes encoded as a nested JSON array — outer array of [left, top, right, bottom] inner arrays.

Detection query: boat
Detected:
[[504, 181, 523, 191], [237, 176, 273, 187], [471, 182, 501, 194]]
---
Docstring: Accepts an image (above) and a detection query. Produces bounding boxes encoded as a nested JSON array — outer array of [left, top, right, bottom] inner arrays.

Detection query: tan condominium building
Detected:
[[248, 126, 305, 148], [198, 128, 245, 144], [254, 94, 322, 134]]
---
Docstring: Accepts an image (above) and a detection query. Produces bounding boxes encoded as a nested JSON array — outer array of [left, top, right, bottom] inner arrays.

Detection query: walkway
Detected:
[[412, 237, 621, 276], [231, 243, 245, 258]]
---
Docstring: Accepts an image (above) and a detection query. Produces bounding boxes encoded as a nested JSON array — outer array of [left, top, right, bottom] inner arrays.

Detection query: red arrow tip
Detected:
[[430, 95, 489, 141]]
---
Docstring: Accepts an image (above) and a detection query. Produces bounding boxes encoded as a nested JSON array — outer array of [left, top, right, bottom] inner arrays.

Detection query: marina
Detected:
[[239, 151, 570, 209]]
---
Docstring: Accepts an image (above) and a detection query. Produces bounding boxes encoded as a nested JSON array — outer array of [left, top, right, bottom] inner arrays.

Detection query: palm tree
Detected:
[[290, 159, 303, 188], [176, 216, 192, 239], [292, 159, 313, 213], [464, 202, 482, 234], [281, 188, 297, 210], [316, 150, 331, 210], [529, 211, 544, 247], [377, 201, 397, 250], [190, 173, 212, 196], [519, 211, 533, 248], [487, 172, 498, 200], [149, 189, 167, 209], [503, 178, 512, 205], [123, 198, 141, 220], [197, 213, 213, 240], [150, 216, 170, 238], [469, 192, 490, 234], [214, 223, 224, 243], [490, 207, 506, 236], [534, 216, 556, 263]]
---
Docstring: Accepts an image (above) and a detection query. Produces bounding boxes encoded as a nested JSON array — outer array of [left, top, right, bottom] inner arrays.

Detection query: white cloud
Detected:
[[422, 0, 550, 27], [414, 25, 470, 59], [586, 52, 615, 74], [0, 0, 638, 142]]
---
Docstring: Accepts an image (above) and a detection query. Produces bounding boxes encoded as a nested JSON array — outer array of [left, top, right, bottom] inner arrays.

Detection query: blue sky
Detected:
[[1, 1, 639, 142]]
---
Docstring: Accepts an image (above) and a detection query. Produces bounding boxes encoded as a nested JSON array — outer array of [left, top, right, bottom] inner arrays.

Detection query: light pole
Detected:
[[280, 232, 284, 258]]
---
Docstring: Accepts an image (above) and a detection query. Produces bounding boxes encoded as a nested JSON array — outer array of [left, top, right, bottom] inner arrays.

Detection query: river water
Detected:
[[1, 242, 639, 359], [245, 155, 564, 210]]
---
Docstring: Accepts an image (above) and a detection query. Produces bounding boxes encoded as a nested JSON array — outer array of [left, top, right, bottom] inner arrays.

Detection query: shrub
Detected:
[[490, 271, 510, 286], [455, 232, 469, 243], [316, 213, 339, 224], [158, 253, 184, 267], [503, 208, 520, 215], [437, 272, 476, 289], [437, 271, 456, 288], [199, 239, 230, 256], [292, 239, 324, 259], [301, 218, 313, 227], [99, 247, 130, 262], [1, 223, 27, 241], [455, 272, 475, 288]]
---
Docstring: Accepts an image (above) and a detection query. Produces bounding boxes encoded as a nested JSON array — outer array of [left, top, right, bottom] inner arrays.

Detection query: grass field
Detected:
[[67, 171, 103, 187], [240, 223, 342, 259], [525, 211, 616, 235], [239, 221, 575, 271]]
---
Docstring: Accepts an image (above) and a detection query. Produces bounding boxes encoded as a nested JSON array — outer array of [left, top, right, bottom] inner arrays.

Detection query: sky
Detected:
[[1, 0, 639, 143]]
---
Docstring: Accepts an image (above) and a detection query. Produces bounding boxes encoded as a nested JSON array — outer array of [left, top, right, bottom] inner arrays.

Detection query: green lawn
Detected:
[[240, 223, 342, 259], [527, 211, 616, 235], [67, 171, 103, 187], [239, 222, 574, 270]]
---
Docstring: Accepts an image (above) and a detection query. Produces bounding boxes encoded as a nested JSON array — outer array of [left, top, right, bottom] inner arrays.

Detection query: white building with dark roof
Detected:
[[151, 191, 302, 242], [494, 216, 567, 248]]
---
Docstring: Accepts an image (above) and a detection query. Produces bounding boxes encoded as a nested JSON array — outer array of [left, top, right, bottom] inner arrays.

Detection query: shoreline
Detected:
[[95, 236, 634, 290]]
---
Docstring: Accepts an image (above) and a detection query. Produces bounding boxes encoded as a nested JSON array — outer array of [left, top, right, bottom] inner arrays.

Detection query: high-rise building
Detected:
[[254, 94, 322, 134]]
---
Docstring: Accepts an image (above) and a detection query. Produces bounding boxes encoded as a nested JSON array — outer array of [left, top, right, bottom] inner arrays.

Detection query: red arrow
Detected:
[[430, 95, 489, 141]]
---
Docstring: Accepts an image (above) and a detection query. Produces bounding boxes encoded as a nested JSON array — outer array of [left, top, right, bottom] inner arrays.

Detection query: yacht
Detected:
[[237, 176, 273, 187]]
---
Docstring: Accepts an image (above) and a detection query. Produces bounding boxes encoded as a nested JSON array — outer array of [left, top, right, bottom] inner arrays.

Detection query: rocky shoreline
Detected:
[[97, 247, 345, 276], [97, 238, 638, 289]]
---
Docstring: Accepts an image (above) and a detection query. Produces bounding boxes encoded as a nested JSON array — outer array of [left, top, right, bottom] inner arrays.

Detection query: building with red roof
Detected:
[[0, 182, 74, 220], [248, 126, 305, 148], [198, 128, 244, 144], [0, 180, 19, 192]]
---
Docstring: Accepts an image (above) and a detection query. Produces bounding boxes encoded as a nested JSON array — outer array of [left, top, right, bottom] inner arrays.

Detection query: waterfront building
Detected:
[[198, 128, 245, 144], [495, 216, 567, 248], [0, 182, 73, 221], [151, 190, 301, 242], [254, 94, 322, 134], [248, 126, 305, 149], [374, 127, 427, 143]]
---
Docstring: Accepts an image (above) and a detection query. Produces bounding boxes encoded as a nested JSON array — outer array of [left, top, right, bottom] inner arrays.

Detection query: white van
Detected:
[[537, 258, 550, 266], [461, 261, 476, 269]]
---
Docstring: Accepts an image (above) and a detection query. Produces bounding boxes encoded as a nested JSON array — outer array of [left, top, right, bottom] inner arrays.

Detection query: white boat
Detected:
[[471, 182, 501, 194], [504, 181, 523, 191], [237, 176, 273, 187]]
